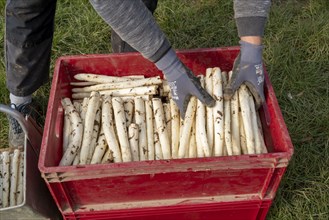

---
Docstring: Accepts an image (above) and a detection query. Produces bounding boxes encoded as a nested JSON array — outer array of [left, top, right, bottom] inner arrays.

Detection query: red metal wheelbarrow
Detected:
[[0, 104, 60, 219]]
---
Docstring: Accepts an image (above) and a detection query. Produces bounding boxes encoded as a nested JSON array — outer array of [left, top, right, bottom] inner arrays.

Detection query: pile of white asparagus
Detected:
[[60, 67, 267, 166], [0, 149, 24, 208]]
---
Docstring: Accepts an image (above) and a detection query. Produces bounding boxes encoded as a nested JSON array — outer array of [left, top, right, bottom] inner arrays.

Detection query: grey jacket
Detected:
[[90, 0, 271, 62]]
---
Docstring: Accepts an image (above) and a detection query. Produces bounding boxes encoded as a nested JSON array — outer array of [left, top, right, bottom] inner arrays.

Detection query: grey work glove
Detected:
[[156, 49, 215, 118], [224, 40, 270, 124]]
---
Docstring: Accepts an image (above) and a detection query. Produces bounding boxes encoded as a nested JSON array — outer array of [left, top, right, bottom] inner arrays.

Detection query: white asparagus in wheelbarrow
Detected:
[[60, 98, 83, 166], [178, 96, 197, 159], [213, 67, 225, 156], [128, 123, 140, 161], [2, 151, 10, 207], [135, 97, 148, 161], [102, 96, 123, 162], [152, 98, 171, 159], [9, 150, 20, 206], [112, 97, 132, 162], [16, 152, 24, 205]]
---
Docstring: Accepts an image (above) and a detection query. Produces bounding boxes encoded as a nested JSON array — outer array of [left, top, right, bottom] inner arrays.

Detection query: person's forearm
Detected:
[[89, 0, 170, 62], [234, 0, 271, 37], [240, 36, 262, 45]]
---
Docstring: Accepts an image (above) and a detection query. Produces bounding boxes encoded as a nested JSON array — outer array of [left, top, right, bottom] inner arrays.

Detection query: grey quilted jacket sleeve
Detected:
[[234, 0, 271, 37]]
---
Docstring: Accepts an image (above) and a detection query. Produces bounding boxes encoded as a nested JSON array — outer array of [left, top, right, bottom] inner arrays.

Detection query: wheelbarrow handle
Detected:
[[0, 104, 42, 156]]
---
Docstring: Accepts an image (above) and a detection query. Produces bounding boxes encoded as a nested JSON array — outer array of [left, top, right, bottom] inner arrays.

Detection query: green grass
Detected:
[[0, 0, 328, 219]]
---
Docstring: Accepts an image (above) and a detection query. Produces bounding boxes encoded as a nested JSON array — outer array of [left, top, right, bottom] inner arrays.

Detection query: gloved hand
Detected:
[[224, 40, 265, 108], [156, 49, 215, 118], [224, 40, 270, 124]]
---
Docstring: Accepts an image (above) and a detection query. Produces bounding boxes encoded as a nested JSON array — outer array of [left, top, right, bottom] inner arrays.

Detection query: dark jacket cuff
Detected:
[[148, 39, 171, 63], [235, 16, 267, 37]]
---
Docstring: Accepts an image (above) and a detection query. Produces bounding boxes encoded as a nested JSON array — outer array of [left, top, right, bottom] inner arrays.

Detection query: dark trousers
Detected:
[[5, 0, 158, 97], [5, 0, 57, 96]]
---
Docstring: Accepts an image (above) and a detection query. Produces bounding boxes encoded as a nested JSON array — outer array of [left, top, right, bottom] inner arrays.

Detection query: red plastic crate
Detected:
[[38, 47, 293, 220]]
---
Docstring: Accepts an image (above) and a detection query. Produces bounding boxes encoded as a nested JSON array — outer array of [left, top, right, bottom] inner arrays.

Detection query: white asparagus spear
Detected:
[[178, 97, 197, 158], [2, 151, 10, 207], [223, 71, 233, 156], [60, 98, 84, 166], [80, 91, 101, 164], [205, 68, 214, 154], [74, 73, 144, 83], [86, 106, 101, 164], [128, 123, 140, 161], [16, 152, 24, 205], [170, 99, 180, 159], [196, 76, 211, 157], [62, 110, 71, 154], [126, 75, 145, 79], [72, 76, 162, 93], [112, 97, 132, 162], [153, 115, 164, 160], [163, 103, 172, 148], [73, 101, 81, 113], [231, 83, 241, 155], [101, 149, 114, 164], [145, 100, 155, 160], [91, 129, 107, 164], [72, 97, 88, 164], [257, 113, 268, 153], [213, 67, 225, 156], [189, 121, 197, 158], [248, 92, 263, 154], [102, 96, 123, 162], [72, 86, 158, 99], [80, 97, 89, 120], [120, 95, 150, 102], [123, 98, 134, 127], [238, 85, 256, 154], [9, 150, 20, 206], [152, 98, 171, 159], [135, 97, 148, 161], [72, 153, 80, 165], [239, 111, 248, 155]]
